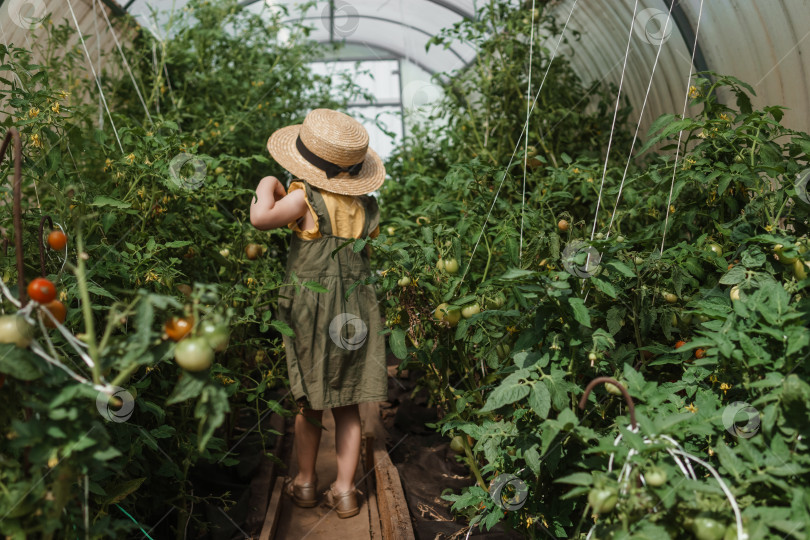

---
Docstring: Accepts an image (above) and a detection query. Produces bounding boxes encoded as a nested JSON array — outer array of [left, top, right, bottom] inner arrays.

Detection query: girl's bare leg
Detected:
[[331, 404, 361, 493], [294, 407, 324, 485]]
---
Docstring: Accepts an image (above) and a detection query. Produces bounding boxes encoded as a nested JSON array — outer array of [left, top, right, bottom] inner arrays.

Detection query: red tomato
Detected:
[[27, 278, 56, 304], [675, 340, 687, 349], [42, 300, 67, 328], [47, 230, 67, 250], [164, 316, 194, 341]]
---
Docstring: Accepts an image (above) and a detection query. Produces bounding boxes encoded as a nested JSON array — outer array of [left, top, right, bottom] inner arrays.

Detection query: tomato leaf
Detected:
[[166, 372, 208, 405], [270, 319, 295, 337], [719, 265, 746, 285], [302, 281, 329, 294], [389, 328, 408, 360], [568, 297, 591, 328], [528, 381, 551, 418], [0, 344, 43, 380], [591, 276, 617, 298], [91, 196, 131, 209], [479, 381, 530, 412]]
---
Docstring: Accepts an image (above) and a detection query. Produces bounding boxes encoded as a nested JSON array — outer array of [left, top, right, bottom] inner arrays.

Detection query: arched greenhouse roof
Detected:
[[1, 0, 809, 148]]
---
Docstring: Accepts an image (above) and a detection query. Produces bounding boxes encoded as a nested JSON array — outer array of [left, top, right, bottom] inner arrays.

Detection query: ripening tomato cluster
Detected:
[[0, 277, 68, 349], [165, 315, 230, 372]]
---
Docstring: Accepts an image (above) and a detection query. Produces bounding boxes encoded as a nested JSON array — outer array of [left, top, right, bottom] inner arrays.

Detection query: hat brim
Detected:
[[267, 125, 386, 196]]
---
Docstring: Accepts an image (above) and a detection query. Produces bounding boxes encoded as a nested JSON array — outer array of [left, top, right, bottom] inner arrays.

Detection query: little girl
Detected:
[[249, 109, 388, 519]]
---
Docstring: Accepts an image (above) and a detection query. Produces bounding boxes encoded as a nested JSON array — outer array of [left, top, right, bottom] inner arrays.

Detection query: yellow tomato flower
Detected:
[[30, 133, 43, 148], [686, 403, 698, 414], [689, 85, 702, 99], [720, 382, 731, 395], [126, 153, 136, 164], [28, 107, 40, 118], [51, 102, 60, 114]]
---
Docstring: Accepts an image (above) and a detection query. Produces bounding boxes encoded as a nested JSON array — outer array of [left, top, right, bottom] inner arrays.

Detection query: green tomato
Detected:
[[773, 244, 798, 265], [487, 293, 506, 309], [436, 259, 445, 272], [730, 286, 741, 302], [634, 256, 644, 265], [397, 276, 411, 287], [645, 467, 667, 487], [663, 292, 678, 304], [449, 435, 465, 453], [616, 236, 625, 243], [496, 343, 510, 360], [434, 303, 461, 327], [461, 303, 481, 319], [794, 259, 809, 280], [693, 517, 726, 540], [199, 321, 230, 352], [588, 487, 618, 514], [707, 243, 723, 257], [444, 258, 460, 274], [605, 382, 623, 396], [588, 352, 598, 362], [724, 524, 747, 540], [174, 337, 214, 372], [0, 315, 34, 348]]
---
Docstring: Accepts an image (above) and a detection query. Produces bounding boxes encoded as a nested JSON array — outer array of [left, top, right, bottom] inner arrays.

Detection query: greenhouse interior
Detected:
[[0, 0, 809, 538]]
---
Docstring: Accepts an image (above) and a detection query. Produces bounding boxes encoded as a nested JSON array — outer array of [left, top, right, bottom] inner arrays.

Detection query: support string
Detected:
[[65, 0, 124, 153], [661, 0, 705, 254], [459, 0, 579, 287], [519, 0, 537, 264], [589, 0, 640, 242], [96, 0, 154, 125], [605, 1, 676, 238]]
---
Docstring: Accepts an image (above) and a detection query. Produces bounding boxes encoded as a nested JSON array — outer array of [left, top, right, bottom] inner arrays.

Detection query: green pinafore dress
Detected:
[[277, 181, 388, 410]]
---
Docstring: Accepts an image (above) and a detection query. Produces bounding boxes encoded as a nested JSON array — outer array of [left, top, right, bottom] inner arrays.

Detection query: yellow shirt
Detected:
[[287, 181, 380, 240]]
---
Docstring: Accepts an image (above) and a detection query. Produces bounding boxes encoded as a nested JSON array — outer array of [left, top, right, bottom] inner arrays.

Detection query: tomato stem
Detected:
[[73, 227, 101, 385]]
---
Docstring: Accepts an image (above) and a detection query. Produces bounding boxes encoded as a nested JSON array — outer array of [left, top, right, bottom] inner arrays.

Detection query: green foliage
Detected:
[[0, 0, 359, 536], [374, 2, 810, 538]]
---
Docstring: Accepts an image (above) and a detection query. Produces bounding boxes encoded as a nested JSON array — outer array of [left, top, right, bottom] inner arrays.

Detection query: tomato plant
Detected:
[[369, 2, 810, 537]]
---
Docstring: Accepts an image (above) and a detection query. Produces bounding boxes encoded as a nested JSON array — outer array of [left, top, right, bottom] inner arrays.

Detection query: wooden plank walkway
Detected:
[[260, 402, 414, 540]]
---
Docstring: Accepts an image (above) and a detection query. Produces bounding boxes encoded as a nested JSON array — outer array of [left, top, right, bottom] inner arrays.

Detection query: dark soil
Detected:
[[382, 358, 523, 540]]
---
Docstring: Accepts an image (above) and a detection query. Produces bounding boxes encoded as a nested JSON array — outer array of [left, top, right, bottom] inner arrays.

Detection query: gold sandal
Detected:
[[284, 474, 319, 508], [323, 481, 362, 519]]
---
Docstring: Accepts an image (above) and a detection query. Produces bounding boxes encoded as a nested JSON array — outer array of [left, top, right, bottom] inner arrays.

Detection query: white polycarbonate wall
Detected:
[[549, 0, 810, 139], [3, 0, 809, 154]]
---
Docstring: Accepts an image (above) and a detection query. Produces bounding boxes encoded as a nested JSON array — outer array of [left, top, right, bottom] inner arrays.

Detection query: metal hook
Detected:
[[0, 128, 25, 304], [578, 377, 637, 430], [38, 215, 54, 277]]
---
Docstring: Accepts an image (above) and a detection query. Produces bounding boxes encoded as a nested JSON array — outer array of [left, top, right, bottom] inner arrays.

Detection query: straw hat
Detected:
[[267, 109, 386, 196]]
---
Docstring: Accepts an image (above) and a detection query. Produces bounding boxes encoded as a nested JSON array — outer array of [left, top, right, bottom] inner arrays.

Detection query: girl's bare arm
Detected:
[[250, 176, 308, 230]]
